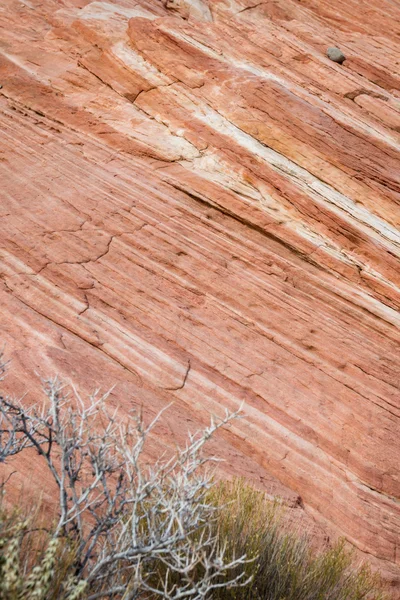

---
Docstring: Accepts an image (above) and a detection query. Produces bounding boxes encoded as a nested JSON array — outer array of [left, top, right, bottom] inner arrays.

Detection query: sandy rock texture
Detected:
[[0, 0, 399, 590]]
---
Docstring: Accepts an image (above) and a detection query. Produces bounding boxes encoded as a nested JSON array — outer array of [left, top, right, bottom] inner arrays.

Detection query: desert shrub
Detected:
[[0, 350, 247, 599], [0, 505, 86, 600], [0, 481, 387, 600], [0, 353, 387, 600], [208, 478, 386, 600]]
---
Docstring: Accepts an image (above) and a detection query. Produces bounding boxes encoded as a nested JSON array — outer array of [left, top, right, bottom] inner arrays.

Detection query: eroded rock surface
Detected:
[[0, 0, 399, 589]]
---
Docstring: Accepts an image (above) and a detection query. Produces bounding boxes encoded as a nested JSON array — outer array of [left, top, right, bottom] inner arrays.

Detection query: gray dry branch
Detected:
[[0, 351, 249, 600], [0, 354, 37, 464]]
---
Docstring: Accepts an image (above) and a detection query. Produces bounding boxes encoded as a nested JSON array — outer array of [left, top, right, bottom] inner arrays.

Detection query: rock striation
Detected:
[[0, 0, 399, 590]]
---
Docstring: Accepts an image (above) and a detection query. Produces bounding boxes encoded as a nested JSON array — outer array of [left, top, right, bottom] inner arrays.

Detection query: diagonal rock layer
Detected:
[[0, 0, 399, 590]]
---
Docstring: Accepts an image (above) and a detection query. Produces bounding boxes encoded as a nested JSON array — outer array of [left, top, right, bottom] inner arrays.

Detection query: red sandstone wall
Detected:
[[0, 0, 399, 590]]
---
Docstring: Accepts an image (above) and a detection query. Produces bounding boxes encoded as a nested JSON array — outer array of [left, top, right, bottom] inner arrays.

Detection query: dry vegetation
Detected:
[[0, 353, 386, 600]]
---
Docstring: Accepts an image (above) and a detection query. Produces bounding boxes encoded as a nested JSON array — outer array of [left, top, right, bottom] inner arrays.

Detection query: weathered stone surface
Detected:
[[327, 47, 346, 64], [0, 0, 399, 590]]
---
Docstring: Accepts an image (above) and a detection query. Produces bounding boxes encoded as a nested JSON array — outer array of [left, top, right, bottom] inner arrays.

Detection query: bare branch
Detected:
[[0, 359, 247, 599]]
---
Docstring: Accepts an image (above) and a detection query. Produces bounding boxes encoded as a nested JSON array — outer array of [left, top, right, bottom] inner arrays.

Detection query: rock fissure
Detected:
[[164, 359, 191, 390]]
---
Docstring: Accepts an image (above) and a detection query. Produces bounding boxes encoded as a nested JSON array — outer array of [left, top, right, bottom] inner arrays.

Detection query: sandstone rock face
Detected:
[[0, 0, 399, 590]]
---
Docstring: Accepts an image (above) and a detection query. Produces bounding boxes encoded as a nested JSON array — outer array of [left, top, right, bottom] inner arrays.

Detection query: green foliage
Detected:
[[0, 508, 86, 600], [0, 480, 387, 600], [209, 478, 386, 600]]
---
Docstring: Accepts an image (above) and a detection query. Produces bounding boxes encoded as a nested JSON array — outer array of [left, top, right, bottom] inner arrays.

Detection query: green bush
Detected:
[[0, 479, 387, 600], [208, 478, 386, 600]]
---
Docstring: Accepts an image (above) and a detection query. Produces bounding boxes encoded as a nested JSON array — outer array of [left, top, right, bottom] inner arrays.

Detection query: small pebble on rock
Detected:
[[326, 47, 346, 64]]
